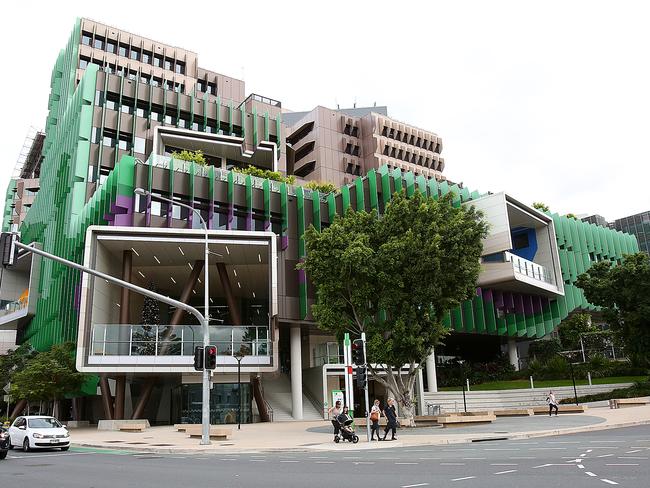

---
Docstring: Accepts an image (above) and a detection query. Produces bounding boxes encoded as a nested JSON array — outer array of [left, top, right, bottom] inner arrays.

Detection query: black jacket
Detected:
[[384, 405, 397, 424]]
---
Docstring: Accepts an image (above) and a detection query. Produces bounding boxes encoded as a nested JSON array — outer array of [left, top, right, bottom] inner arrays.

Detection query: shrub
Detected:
[[304, 181, 338, 194], [233, 165, 296, 184], [528, 338, 562, 362], [171, 149, 207, 166], [559, 381, 650, 404]]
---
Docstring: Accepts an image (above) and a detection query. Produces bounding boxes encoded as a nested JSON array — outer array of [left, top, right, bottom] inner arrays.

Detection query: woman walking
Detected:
[[370, 399, 382, 441], [382, 398, 398, 441], [328, 400, 342, 441], [547, 390, 559, 416]]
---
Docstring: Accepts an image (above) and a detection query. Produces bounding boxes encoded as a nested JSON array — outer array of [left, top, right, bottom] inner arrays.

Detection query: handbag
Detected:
[[370, 411, 379, 422]]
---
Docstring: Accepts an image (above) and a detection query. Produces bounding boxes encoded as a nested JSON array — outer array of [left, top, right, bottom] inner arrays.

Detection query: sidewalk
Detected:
[[69, 405, 650, 454]]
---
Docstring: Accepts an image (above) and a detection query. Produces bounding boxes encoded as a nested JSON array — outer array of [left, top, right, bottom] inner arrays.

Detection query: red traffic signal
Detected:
[[204, 345, 217, 370], [351, 339, 365, 365]]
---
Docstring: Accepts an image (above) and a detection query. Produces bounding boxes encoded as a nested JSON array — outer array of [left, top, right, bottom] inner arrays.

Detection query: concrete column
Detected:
[[290, 326, 303, 420], [425, 349, 438, 393], [508, 338, 520, 371]]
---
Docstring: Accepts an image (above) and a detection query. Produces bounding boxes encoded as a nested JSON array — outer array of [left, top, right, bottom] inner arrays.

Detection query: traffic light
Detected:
[[204, 345, 217, 370], [356, 366, 367, 388], [0, 232, 17, 267], [193, 346, 204, 371], [351, 339, 365, 365]]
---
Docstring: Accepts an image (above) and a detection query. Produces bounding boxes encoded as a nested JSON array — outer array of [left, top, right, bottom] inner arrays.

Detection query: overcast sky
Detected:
[[1, 0, 648, 221]]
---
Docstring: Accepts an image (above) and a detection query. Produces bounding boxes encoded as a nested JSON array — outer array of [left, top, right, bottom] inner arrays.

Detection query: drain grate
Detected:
[[471, 437, 509, 442], [150, 444, 174, 447], [126, 442, 147, 445]]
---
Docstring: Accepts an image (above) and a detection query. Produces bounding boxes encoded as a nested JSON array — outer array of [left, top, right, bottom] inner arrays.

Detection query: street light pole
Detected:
[[135, 188, 212, 445], [234, 351, 244, 430], [458, 360, 467, 413]]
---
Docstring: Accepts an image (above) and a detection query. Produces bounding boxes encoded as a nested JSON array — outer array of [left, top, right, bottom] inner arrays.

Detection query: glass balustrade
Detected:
[[90, 324, 271, 357], [504, 251, 554, 284]]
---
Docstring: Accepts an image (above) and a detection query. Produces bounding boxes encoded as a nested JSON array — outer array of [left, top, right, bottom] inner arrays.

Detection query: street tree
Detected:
[[299, 191, 487, 422], [576, 252, 650, 367], [532, 202, 550, 213], [10, 342, 86, 416]]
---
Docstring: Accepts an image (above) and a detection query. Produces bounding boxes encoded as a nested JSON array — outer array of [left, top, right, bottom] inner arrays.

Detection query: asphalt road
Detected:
[[1, 425, 648, 488]]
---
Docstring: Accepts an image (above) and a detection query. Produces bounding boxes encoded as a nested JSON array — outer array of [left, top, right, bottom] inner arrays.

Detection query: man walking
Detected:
[[547, 390, 559, 416]]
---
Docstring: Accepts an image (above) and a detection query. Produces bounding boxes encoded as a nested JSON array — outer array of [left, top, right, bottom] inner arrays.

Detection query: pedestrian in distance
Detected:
[[370, 399, 382, 441], [328, 400, 342, 441], [382, 398, 398, 441], [547, 390, 559, 416]]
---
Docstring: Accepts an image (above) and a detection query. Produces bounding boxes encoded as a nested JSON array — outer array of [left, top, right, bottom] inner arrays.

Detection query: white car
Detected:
[[8, 416, 70, 452]]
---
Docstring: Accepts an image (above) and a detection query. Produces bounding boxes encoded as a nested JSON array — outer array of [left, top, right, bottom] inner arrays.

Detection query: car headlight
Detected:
[[32, 433, 44, 439], [63, 432, 70, 438]]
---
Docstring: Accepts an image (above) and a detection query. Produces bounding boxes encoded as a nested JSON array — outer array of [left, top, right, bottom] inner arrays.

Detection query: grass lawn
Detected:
[[439, 376, 648, 391]]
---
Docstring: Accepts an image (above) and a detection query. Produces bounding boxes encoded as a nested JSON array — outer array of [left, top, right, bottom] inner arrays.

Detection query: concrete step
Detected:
[[262, 374, 322, 421]]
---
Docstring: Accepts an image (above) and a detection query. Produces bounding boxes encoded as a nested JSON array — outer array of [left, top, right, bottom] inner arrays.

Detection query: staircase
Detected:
[[262, 374, 323, 421]]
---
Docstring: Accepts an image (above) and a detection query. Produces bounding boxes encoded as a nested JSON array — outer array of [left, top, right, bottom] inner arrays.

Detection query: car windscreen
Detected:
[[27, 418, 62, 429]]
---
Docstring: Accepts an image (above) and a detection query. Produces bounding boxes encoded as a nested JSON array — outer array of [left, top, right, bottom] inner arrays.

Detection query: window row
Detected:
[[196, 79, 218, 96], [80, 57, 185, 92], [380, 125, 440, 152], [381, 144, 441, 168], [81, 31, 186, 74], [92, 127, 146, 153]]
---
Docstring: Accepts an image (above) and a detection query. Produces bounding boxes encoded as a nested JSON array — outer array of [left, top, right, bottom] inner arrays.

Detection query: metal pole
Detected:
[[570, 361, 579, 406], [136, 189, 213, 446], [361, 332, 370, 443], [580, 336, 586, 363], [460, 363, 467, 413], [237, 357, 242, 430]]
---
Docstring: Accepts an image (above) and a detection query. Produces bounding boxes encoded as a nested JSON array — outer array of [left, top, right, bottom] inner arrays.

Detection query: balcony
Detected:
[[505, 251, 554, 285]]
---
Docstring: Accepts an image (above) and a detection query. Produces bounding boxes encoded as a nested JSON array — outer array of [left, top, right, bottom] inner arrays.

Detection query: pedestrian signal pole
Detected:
[[361, 333, 371, 442]]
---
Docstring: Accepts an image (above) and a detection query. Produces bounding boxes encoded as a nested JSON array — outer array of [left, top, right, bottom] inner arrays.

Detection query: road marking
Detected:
[[530, 447, 566, 450], [578, 465, 585, 469], [443, 448, 476, 452], [606, 463, 639, 466], [585, 472, 597, 477], [491, 463, 517, 466], [597, 454, 615, 458], [405, 449, 431, 452], [418, 457, 441, 460], [441, 463, 466, 466], [484, 448, 517, 451], [600, 479, 618, 485], [8, 452, 91, 459], [168, 456, 186, 459], [617, 456, 648, 459], [395, 462, 419, 465], [280, 460, 299, 463], [590, 441, 624, 443], [533, 464, 573, 468], [548, 441, 579, 444], [494, 470, 517, 475], [250, 459, 266, 462], [401, 484, 429, 488], [625, 450, 641, 453], [589, 447, 619, 449], [462, 457, 486, 460], [580, 454, 587, 457], [309, 456, 329, 459], [451, 476, 476, 482], [353, 462, 375, 465], [510, 456, 536, 459], [316, 461, 334, 464], [586, 449, 593, 453]]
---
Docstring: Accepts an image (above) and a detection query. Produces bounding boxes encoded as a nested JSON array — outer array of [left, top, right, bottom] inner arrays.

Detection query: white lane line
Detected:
[[625, 450, 641, 453], [405, 449, 431, 452], [395, 462, 419, 465], [586, 449, 593, 453], [578, 465, 585, 469], [401, 484, 429, 488], [617, 456, 648, 459], [309, 456, 329, 459], [443, 448, 476, 452], [168, 456, 186, 459], [597, 454, 615, 458], [606, 463, 639, 466], [589, 447, 619, 449], [601, 479, 618, 485], [353, 462, 375, 465], [484, 448, 518, 451], [462, 457, 486, 460], [250, 459, 266, 462], [548, 441, 579, 444], [510, 442, 539, 445], [590, 441, 624, 443], [9, 452, 91, 459], [440, 463, 466, 466], [585, 472, 597, 477], [491, 463, 517, 466], [533, 464, 573, 468], [580, 454, 587, 457], [530, 447, 566, 450], [451, 477, 476, 482], [316, 461, 334, 464], [280, 460, 299, 463], [494, 470, 517, 475], [510, 456, 536, 459], [418, 457, 441, 460]]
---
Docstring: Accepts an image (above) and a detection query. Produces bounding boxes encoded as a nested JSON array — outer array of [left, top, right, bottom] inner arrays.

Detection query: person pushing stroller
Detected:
[[332, 405, 359, 443]]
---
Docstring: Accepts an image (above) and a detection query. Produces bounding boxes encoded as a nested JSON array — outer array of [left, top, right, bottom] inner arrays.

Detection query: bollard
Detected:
[[466, 378, 470, 392], [530, 375, 534, 390], [587, 372, 592, 386]]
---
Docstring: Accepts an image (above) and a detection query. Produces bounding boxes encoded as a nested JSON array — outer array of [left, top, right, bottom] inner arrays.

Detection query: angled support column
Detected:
[[131, 379, 156, 420], [216, 262, 241, 325], [99, 375, 114, 420], [169, 260, 204, 326], [10, 399, 27, 419]]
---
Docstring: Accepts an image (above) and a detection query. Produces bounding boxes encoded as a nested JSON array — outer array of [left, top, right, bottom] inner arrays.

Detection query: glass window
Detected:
[[164, 114, 173, 124], [175, 62, 185, 74], [121, 104, 132, 114], [106, 99, 116, 110], [130, 48, 140, 61], [118, 43, 129, 57], [153, 54, 162, 67], [142, 50, 152, 64], [118, 138, 129, 150], [103, 134, 115, 147], [28, 418, 62, 429], [191, 122, 199, 131], [136, 107, 145, 117], [134, 137, 146, 153], [164, 58, 172, 71], [81, 32, 92, 46], [91, 127, 100, 143], [106, 40, 116, 54], [150, 111, 160, 121], [128, 71, 137, 81], [79, 57, 89, 69], [140, 74, 150, 85], [93, 36, 105, 50], [151, 77, 161, 87]]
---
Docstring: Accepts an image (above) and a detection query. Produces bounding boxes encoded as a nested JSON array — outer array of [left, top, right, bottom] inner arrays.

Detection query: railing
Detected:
[[142, 156, 300, 196], [90, 324, 271, 357], [0, 299, 27, 317], [504, 251, 554, 285]]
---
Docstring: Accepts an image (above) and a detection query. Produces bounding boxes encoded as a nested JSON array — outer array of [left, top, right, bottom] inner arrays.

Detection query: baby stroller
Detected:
[[332, 417, 359, 443]]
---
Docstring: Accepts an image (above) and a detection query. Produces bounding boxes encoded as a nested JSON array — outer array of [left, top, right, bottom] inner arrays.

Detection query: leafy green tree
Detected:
[[532, 202, 550, 213], [299, 191, 487, 422], [10, 342, 86, 416], [576, 253, 650, 367], [558, 313, 597, 350], [304, 181, 338, 194], [171, 149, 207, 166], [565, 213, 577, 220], [0, 343, 36, 388]]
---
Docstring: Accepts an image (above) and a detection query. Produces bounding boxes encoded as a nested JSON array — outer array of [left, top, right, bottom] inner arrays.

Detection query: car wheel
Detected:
[[61, 446, 69, 451], [23, 437, 30, 452]]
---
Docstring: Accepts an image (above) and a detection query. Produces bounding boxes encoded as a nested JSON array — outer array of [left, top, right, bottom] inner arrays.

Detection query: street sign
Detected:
[[3, 382, 10, 394]]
